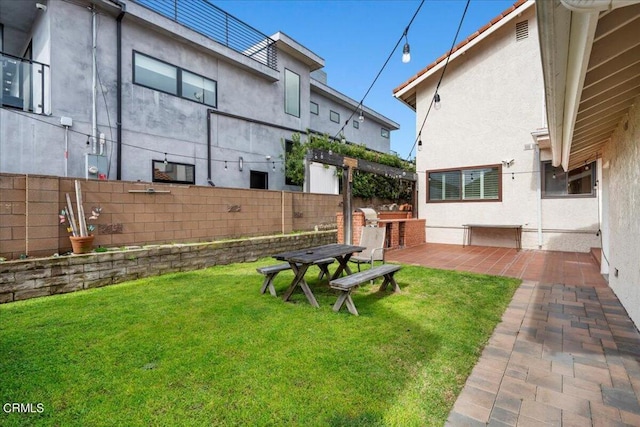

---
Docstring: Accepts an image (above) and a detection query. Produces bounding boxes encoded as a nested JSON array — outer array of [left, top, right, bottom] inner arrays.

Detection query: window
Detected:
[[134, 52, 178, 95], [381, 128, 390, 138], [152, 160, 195, 184], [181, 70, 216, 106], [284, 69, 300, 117], [428, 165, 501, 202], [310, 101, 319, 115], [250, 170, 268, 189], [133, 51, 217, 107], [285, 140, 296, 186], [330, 110, 340, 123], [541, 161, 595, 198], [353, 120, 359, 129]]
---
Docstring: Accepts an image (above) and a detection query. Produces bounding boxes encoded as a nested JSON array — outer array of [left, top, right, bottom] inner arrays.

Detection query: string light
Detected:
[[272, 161, 276, 171], [434, 93, 441, 110], [334, 0, 426, 139], [407, 0, 471, 160], [358, 110, 364, 123], [417, 138, 423, 152], [163, 153, 168, 165], [224, 161, 228, 170], [402, 32, 411, 63]]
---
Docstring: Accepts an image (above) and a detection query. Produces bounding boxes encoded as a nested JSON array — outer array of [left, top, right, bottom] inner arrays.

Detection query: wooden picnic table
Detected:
[[272, 243, 365, 308]]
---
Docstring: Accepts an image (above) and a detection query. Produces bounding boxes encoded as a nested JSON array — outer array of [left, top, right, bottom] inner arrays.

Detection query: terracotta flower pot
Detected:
[[69, 235, 95, 254]]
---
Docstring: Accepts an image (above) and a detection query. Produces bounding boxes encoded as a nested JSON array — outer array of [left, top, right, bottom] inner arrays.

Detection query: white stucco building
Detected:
[[394, 0, 601, 253]]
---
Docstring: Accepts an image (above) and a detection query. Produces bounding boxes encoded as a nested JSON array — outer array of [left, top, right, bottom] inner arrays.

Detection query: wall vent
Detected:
[[516, 20, 529, 41]]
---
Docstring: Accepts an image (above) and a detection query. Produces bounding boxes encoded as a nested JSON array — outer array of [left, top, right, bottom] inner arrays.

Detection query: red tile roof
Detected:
[[393, 0, 528, 95]]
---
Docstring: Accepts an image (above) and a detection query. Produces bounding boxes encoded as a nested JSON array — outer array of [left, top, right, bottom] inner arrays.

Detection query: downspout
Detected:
[[116, 2, 125, 180], [535, 144, 543, 249], [91, 7, 97, 153], [206, 109, 215, 186]]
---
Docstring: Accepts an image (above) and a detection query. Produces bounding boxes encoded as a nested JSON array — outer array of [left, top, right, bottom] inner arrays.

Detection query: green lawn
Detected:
[[0, 260, 520, 426]]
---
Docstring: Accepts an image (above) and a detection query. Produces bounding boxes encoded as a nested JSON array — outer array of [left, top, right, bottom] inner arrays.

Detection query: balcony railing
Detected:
[[1, 52, 51, 115], [133, 0, 278, 71]]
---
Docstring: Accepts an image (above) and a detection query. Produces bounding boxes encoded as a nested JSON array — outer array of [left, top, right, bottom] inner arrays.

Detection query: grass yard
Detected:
[[0, 260, 520, 426]]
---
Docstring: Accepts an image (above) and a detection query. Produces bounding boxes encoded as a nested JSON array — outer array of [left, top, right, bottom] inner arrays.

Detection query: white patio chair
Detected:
[[350, 226, 386, 272]]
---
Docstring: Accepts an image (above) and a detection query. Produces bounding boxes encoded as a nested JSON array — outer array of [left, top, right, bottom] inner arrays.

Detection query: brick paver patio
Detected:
[[386, 244, 640, 426]]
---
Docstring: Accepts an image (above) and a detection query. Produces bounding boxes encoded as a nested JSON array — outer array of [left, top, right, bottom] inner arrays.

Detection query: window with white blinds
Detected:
[[428, 165, 501, 202]]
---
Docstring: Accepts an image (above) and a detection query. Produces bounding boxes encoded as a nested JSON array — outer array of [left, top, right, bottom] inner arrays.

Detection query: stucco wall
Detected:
[[413, 7, 599, 252], [309, 91, 391, 153], [603, 98, 640, 328]]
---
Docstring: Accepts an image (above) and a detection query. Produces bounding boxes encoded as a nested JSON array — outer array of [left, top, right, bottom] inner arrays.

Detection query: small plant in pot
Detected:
[[59, 180, 102, 254]]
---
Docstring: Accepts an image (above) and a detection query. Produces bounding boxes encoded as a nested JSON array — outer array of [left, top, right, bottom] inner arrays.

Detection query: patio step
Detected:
[[590, 247, 602, 268]]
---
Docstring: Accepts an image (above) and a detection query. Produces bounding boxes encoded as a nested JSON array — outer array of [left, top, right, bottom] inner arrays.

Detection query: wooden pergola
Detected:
[[306, 148, 418, 244]]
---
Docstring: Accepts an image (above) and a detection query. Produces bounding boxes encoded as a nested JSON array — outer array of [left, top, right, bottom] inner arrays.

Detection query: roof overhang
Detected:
[[537, 0, 640, 171], [271, 32, 324, 71]]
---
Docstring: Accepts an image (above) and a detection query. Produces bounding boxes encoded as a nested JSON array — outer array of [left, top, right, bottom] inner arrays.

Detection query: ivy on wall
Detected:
[[284, 133, 416, 201]]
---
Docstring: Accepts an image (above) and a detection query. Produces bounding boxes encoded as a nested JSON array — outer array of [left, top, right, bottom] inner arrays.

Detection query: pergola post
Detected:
[[342, 165, 353, 245]]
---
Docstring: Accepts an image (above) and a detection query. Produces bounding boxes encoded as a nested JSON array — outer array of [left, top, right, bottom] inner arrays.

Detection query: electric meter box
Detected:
[[86, 154, 108, 180]]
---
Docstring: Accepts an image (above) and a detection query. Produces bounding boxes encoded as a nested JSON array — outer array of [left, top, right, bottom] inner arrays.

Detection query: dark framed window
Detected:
[[330, 110, 340, 123], [250, 170, 268, 189], [285, 140, 296, 186], [541, 161, 596, 198], [284, 69, 300, 117], [152, 160, 195, 184], [353, 120, 359, 129], [381, 128, 390, 138], [310, 101, 319, 115], [427, 165, 501, 202], [133, 51, 217, 107]]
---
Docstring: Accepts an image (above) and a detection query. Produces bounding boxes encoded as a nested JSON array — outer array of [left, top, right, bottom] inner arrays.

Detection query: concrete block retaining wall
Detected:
[[0, 230, 336, 304]]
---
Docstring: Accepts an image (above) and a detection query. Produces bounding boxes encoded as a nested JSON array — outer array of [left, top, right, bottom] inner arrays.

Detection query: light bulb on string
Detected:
[[434, 93, 441, 110], [272, 161, 276, 171], [164, 153, 168, 165], [402, 34, 411, 63], [358, 110, 364, 123], [224, 161, 228, 170]]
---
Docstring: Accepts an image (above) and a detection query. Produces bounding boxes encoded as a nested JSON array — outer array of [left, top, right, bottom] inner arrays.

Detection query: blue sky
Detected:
[[215, 0, 517, 160]]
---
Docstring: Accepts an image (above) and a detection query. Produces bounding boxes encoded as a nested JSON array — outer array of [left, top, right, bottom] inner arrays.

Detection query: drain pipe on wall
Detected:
[[115, 1, 125, 180], [91, 6, 98, 153], [206, 109, 215, 186], [535, 144, 543, 249]]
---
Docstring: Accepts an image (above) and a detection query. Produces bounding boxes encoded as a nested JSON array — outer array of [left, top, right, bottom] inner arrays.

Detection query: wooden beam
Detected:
[[307, 149, 417, 181]]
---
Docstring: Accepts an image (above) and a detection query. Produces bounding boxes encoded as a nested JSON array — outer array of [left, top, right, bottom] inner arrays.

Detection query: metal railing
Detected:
[[0, 52, 51, 115], [133, 0, 278, 70]]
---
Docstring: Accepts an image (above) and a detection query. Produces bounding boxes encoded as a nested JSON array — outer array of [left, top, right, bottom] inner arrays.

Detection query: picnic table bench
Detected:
[[329, 264, 402, 316], [257, 258, 335, 297]]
